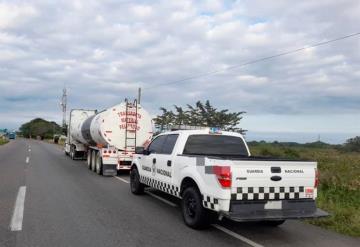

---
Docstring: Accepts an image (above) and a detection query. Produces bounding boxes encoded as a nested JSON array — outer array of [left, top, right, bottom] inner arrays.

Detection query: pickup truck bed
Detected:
[[179, 153, 312, 161]]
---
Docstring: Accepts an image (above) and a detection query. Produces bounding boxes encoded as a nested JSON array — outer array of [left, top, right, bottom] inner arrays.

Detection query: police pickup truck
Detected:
[[130, 128, 328, 229]]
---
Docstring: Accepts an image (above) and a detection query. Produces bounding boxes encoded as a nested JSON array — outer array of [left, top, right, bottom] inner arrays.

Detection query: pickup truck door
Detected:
[[145, 134, 179, 191], [156, 134, 179, 188], [143, 135, 167, 180]]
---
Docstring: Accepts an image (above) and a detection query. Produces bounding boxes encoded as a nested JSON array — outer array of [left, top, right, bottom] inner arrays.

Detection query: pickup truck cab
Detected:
[[130, 128, 328, 228]]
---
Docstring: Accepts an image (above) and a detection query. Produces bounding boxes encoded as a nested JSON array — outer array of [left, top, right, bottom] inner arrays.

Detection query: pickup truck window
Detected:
[[148, 134, 179, 154], [183, 135, 249, 156], [162, 134, 179, 154], [148, 135, 167, 154]]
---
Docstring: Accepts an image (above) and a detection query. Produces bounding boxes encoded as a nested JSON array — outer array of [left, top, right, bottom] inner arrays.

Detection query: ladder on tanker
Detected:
[[124, 99, 138, 153]]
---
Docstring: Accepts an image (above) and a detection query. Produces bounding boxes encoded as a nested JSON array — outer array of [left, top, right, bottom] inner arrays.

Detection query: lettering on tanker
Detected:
[[118, 111, 142, 130], [118, 111, 142, 119]]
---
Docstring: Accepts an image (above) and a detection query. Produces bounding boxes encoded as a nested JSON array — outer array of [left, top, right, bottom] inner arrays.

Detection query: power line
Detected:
[[144, 32, 360, 90]]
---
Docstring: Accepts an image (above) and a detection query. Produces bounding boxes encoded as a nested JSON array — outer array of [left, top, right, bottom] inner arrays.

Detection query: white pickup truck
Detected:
[[130, 128, 328, 228]]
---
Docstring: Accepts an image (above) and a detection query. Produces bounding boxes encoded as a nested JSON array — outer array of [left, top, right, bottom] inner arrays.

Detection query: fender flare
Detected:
[[179, 170, 206, 196], [131, 160, 139, 171]]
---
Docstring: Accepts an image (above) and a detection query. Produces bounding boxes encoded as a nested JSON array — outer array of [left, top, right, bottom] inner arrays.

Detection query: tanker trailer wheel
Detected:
[[95, 153, 103, 175], [91, 150, 97, 172], [70, 145, 75, 160], [87, 151, 92, 170], [64, 146, 69, 156]]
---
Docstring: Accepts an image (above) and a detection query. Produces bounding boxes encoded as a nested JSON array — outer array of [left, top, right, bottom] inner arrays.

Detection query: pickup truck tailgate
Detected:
[[230, 160, 317, 201]]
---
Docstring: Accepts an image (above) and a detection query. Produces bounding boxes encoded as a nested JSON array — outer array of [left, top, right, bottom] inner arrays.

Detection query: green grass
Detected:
[[0, 138, 9, 145], [44, 138, 65, 146], [249, 143, 360, 237]]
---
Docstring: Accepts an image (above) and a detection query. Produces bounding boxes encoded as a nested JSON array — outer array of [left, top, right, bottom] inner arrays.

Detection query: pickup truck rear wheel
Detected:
[[181, 187, 210, 229], [130, 168, 144, 194]]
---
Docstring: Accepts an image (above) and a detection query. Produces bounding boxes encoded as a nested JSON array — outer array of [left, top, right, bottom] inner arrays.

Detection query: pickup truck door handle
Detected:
[[152, 158, 156, 164], [271, 176, 282, 181], [167, 160, 172, 167], [271, 167, 281, 173]]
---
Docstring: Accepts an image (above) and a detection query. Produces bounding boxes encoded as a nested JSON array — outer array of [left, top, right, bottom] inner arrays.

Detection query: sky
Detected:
[[0, 0, 359, 143]]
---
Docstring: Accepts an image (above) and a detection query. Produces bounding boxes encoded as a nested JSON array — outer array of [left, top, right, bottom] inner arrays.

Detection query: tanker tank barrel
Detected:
[[69, 102, 153, 150]]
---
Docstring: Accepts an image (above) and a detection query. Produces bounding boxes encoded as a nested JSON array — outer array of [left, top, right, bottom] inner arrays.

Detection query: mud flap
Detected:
[[102, 164, 117, 176]]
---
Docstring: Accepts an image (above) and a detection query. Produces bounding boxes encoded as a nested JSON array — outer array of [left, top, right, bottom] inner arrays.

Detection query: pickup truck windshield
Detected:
[[183, 134, 249, 156]]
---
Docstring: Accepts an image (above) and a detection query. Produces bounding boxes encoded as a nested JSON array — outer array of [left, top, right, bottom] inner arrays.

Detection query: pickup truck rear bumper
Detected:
[[225, 199, 328, 221]]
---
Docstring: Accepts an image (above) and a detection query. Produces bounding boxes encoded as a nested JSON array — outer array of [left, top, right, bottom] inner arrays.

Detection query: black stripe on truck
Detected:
[[81, 115, 97, 145]]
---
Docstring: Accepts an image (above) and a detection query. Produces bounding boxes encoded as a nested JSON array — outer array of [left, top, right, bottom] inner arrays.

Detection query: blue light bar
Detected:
[[209, 127, 222, 134]]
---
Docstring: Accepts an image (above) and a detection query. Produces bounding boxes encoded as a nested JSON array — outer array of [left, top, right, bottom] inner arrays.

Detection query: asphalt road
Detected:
[[0, 139, 359, 247]]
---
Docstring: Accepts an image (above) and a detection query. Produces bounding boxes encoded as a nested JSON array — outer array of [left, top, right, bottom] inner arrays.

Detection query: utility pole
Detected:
[[60, 87, 67, 133], [137, 87, 141, 104]]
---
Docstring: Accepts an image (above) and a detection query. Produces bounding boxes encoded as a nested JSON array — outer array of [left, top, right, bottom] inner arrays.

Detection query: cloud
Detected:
[[0, 0, 359, 140], [0, 2, 37, 29]]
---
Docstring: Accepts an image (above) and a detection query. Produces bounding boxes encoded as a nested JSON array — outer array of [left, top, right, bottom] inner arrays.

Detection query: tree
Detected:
[[154, 100, 246, 134], [19, 118, 62, 139], [343, 136, 360, 152]]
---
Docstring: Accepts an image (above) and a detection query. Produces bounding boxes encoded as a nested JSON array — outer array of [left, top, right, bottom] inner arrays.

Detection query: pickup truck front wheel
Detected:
[[181, 187, 210, 229], [130, 168, 144, 195]]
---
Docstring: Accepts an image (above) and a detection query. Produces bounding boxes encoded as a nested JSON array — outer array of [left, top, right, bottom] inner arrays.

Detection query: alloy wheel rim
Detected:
[[185, 196, 196, 218]]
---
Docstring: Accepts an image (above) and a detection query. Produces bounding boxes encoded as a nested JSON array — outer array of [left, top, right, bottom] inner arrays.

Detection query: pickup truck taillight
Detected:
[[213, 166, 231, 188], [314, 168, 319, 188]]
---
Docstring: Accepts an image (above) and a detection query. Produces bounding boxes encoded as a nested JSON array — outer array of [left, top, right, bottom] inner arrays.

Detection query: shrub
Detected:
[[343, 136, 360, 152]]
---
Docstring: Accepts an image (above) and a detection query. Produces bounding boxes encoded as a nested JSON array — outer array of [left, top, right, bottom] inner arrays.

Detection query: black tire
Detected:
[[95, 153, 103, 175], [130, 167, 144, 195], [261, 220, 286, 226], [70, 146, 75, 160], [181, 187, 210, 229], [87, 151, 92, 170], [91, 151, 97, 172]]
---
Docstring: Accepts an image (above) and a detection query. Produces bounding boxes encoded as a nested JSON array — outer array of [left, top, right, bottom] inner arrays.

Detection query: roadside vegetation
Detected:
[[0, 138, 9, 145], [154, 100, 246, 134], [45, 137, 66, 146], [19, 118, 63, 139], [248, 140, 360, 237]]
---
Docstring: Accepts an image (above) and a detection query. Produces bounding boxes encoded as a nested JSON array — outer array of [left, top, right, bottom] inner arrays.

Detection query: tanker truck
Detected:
[[64, 99, 153, 176]]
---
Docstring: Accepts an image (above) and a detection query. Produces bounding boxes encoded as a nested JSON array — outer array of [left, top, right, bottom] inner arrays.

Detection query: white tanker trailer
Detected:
[[65, 99, 153, 176]]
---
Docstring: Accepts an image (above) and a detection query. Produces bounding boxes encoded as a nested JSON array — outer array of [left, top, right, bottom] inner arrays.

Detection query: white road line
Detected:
[[212, 224, 263, 247], [145, 191, 177, 207], [113, 177, 177, 207], [10, 186, 27, 231], [114, 176, 130, 184], [112, 175, 259, 247], [28, 149, 31, 152], [25, 157, 29, 163]]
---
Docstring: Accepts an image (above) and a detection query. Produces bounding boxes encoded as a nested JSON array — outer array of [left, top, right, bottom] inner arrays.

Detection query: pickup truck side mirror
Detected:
[[135, 147, 144, 154], [135, 147, 150, 155]]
